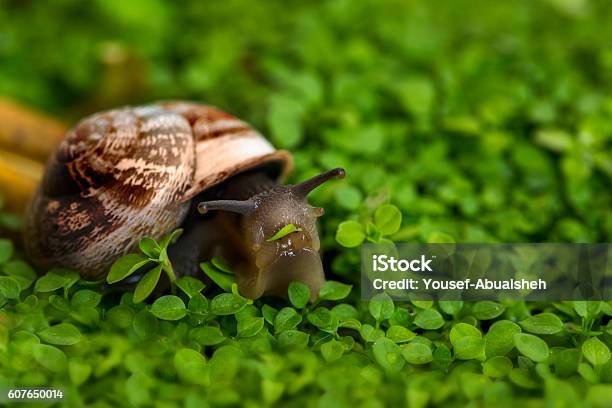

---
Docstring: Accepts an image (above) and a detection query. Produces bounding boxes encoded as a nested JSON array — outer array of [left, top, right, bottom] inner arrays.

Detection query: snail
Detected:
[[24, 101, 345, 300]]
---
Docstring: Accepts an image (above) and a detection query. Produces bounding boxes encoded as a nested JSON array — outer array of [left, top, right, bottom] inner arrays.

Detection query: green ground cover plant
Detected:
[[1, 0, 612, 406]]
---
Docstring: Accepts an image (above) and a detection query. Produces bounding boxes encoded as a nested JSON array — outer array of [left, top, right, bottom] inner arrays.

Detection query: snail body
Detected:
[[24, 102, 344, 299]]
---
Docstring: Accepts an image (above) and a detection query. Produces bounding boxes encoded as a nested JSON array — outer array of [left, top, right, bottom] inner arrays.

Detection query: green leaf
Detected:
[[237, 317, 264, 338], [39, 323, 82, 345], [412, 300, 433, 309], [34, 268, 80, 292], [373, 337, 405, 372], [574, 301, 602, 318], [369, 293, 394, 321], [262, 304, 278, 325], [159, 229, 183, 249], [49, 295, 70, 312], [454, 336, 486, 361], [339, 318, 361, 331], [438, 300, 464, 316], [150, 295, 187, 320], [189, 326, 226, 346], [514, 333, 549, 362], [266, 223, 303, 242], [335, 220, 365, 248], [319, 280, 352, 301], [200, 262, 235, 292], [210, 293, 249, 316], [402, 342, 433, 365], [68, 359, 92, 386], [139, 236, 161, 258], [0, 238, 13, 264], [582, 337, 611, 366], [509, 368, 540, 389], [2, 260, 36, 289], [275, 307, 302, 332], [211, 256, 233, 274], [133, 309, 158, 339], [360, 324, 385, 343], [277, 330, 309, 349], [483, 356, 513, 378], [106, 305, 135, 328], [459, 372, 491, 400], [374, 204, 402, 235], [331, 303, 359, 320], [107, 254, 151, 284], [0, 276, 20, 299], [320, 339, 345, 362], [396, 76, 435, 118], [267, 94, 304, 148], [133, 264, 162, 303], [578, 362, 599, 383], [432, 345, 453, 371], [306, 307, 333, 329], [519, 313, 564, 334], [553, 348, 580, 377], [71, 290, 102, 309], [386, 325, 416, 343], [188, 294, 209, 316], [485, 320, 522, 357], [174, 348, 207, 384], [33, 344, 68, 372], [176, 276, 205, 298], [288, 281, 310, 308], [414, 309, 444, 330], [450, 323, 482, 345], [334, 185, 363, 210], [472, 301, 505, 320]]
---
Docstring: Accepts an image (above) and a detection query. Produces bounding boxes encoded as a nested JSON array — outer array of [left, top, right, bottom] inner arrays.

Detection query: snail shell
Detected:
[[24, 102, 291, 279]]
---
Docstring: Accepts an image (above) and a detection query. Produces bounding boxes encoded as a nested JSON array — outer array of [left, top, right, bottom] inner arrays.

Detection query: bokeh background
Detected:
[[1, 0, 612, 406], [1, 0, 610, 243]]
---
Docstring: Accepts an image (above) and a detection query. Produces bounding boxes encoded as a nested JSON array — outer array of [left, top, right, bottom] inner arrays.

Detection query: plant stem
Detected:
[[163, 261, 177, 295]]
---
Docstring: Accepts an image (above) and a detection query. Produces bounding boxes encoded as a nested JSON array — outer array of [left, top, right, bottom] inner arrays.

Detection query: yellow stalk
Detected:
[[0, 98, 66, 162], [0, 149, 44, 213]]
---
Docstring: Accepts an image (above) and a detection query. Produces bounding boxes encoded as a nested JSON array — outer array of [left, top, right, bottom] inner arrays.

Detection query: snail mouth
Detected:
[[257, 247, 325, 301], [245, 234, 324, 300], [254, 230, 316, 270]]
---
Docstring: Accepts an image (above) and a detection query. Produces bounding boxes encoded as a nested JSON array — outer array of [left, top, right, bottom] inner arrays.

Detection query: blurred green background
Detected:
[[1, 0, 612, 406], [1, 0, 610, 244]]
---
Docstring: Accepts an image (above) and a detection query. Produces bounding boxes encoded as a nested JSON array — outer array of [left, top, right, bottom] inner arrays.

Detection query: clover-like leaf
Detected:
[[319, 280, 352, 301], [39, 323, 82, 346], [176, 276, 206, 298], [150, 295, 187, 320], [335, 220, 365, 248], [374, 204, 402, 235], [200, 262, 235, 292], [139, 237, 161, 258], [582, 337, 611, 366], [107, 254, 151, 284], [514, 333, 549, 363], [133, 264, 162, 303], [288, 282, 310, 309], [520, 313, 564, 335], [266, 223, 303, 242], [158, 229, 184, 249]]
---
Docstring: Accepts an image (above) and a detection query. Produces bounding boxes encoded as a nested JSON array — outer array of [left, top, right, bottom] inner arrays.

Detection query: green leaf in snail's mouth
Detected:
[[266, 223, 303, 242]]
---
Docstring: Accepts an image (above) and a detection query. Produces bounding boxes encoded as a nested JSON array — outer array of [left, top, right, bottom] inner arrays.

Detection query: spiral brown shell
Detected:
[[24, 102, 292, 279]]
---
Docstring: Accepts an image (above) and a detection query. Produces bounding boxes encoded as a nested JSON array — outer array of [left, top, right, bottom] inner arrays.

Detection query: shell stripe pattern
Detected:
[[160, 101, 292, 201], [24, 102, 291, 279]]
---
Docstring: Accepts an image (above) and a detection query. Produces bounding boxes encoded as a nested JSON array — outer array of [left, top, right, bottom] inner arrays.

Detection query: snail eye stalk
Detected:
[[198, 200, 256, 215], [292, 168, 346, 198]]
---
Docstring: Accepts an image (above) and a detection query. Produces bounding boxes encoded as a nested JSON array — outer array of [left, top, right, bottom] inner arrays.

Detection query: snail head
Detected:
[[197, 167, 345, 300]]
